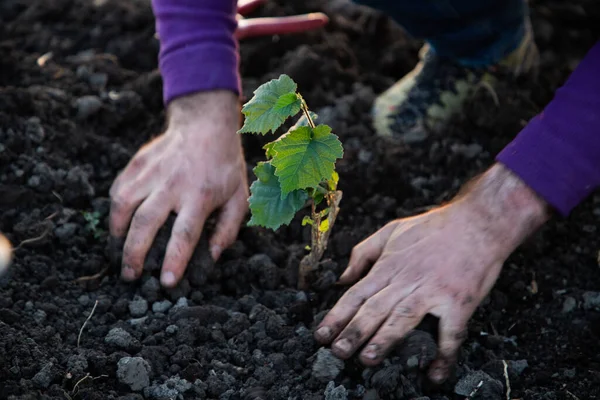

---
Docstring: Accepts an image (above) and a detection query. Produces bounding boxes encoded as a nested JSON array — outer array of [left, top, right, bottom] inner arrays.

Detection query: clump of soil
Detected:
[[1, 0, 600, 399]]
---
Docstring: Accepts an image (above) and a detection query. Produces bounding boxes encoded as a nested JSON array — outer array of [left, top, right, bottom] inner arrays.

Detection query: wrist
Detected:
[[166, 90, 240, 134], [459, 163, 550, 252]]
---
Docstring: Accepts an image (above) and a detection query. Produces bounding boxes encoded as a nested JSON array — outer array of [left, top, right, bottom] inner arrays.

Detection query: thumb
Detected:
[[338, 221, 398, 284], [0, 234, 12, 276]]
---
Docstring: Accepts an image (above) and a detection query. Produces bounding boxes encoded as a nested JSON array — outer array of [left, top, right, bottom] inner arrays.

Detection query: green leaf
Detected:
[[329, 171, 340, 191], [271, 124, 343, 195], [263, 142, 276, 159], [301, 216, 314, 226], [318, 219, 330, 233], [238, 75, 301, 135], [248, 162, 308, 230]]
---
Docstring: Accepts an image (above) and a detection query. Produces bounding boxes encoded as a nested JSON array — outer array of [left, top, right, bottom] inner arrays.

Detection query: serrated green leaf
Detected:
[[248, 162, 308, 230], [238, 75, 301, 135], [271, 124, 343, 195], [263, 142, 276, 159]]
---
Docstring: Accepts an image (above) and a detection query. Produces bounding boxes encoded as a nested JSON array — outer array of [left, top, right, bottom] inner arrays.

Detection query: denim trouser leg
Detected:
[[355, 0, 528, 67]]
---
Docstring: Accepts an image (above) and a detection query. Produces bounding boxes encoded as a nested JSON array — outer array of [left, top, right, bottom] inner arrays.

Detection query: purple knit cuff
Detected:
[[159, 44, 240, 104], [152, 0, 241, 105], [496, 116, 597, 217]]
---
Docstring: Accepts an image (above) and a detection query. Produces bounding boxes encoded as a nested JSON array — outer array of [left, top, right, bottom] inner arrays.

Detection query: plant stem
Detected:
[[301, 100, 316, 129], [298, 190, 342, 290]]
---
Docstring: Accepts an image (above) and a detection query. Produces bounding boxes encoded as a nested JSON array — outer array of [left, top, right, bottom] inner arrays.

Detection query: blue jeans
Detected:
[[355, 0, 527, 67]]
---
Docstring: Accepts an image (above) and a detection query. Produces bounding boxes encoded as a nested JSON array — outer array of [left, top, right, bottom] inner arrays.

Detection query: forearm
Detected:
[[151, 0, 241, 105], [496, 40, 600, 216]]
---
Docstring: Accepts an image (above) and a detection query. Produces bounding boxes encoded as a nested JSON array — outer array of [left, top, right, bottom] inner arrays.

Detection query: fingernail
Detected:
[[362, 344, 379, 360], [161, 271, 176, 287], [315, 326, 332, 340], [210, 244, 222, 261], [334, 338, 352, 354], [121, 264, 136, 281]]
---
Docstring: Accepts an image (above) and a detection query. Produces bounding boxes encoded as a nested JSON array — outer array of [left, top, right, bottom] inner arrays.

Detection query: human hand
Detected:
[[314, 164, 549, 383], [0, 233, 11, 276], [236, 0, 329, 40], [109, 90, 248, 287]]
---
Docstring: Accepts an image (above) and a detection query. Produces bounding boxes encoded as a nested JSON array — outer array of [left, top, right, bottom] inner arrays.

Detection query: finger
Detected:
[[209, 186, 248, 261], [339, 222, 397, 284], [109, 180, 148, 238], [237, 0, 266, 16], [427, 313, 469, 384], [0, 234, 12, 276], [314, 271, 391, 344], [359, 294, 428, 366], [121, 191, 172, 281], [236, 13, 329, 40], [160, 202, 210, 287], [329, 285, 400, 360]]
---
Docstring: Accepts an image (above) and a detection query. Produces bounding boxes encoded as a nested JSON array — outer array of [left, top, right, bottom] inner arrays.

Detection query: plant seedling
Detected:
[[238, 74, 343, 289]]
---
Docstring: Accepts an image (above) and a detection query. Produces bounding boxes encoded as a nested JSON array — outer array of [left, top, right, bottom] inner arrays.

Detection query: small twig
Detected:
[[300, 100, 316, 129], [13, 225, 51, 251], [72, 373, 90, 395], [77, 300, 99, 348], [52, 190, 63, 203], [477, 80, 500, 107], [70, 371, 108, 396], [566, 390, 581, 400], [74, 266, 109, 283], [502, 360, 511, 400], [467, 380, 484, 399], [62, 389, 73, 400]]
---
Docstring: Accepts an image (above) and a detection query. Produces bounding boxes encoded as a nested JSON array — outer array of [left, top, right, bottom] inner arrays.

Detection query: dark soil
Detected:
[[1, 0, 600, 399]]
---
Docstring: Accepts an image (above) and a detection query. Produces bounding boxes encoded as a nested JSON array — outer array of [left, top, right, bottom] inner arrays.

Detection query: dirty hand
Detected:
[[109, 90, 247, 287], [0, 233, 11, 276], [315, 164, 549, 383], [236, 0, 329, 40]]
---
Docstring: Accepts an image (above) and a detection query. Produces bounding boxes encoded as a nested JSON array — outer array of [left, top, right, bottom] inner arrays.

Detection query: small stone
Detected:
[[32, 362, 54, 388], [169, 297, 189, 315], [583, 292, 600, 310], [55, 223, 78, 242], [312, 348, 344, 382], [75, 95, 103, 120], [563, 368, 576, 379], [129, 296, 149, 317], [128, 317, 148, 327], [33, 309, 47, 324], [152, 300, 173, 314], [141, 277, 160, 303], [454, 370, 503, 399], [78, 294, 91, 306], [562, 296, 577, 313], [166, 325, 179, 335], [509, 360, 529, 376], [144, 376, 192, 399], [370, 365, 402, 395], [67, 354, 88, 376], [89, 73, 108, 89], [105, 327, 140, 352], [324, 381, 348, 400], [362, 389, 380, 400], [117, 357, 151, 391]]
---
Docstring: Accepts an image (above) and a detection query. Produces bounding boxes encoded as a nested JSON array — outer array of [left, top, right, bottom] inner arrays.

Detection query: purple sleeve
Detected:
[[496, 41, 600, 216], [151, 0, 241, 105]]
